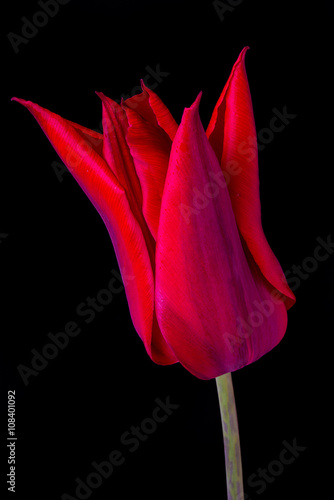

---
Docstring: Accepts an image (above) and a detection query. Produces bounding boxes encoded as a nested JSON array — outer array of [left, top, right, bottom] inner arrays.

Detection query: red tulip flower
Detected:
[[12, 47, 295, 381], [13, 46, 296, 499]]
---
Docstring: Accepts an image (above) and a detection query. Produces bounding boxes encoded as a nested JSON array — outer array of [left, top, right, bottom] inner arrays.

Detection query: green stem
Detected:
[[216, 373, 244, 500]]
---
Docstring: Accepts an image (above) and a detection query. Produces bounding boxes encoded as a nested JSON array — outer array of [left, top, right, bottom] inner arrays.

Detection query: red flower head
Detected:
[[12, 47, 295, 380]]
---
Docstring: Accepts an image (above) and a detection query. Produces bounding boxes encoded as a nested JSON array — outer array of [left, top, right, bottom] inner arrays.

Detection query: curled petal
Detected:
[[12, 97, 176, 365], [95, 92, 145, 231], [206, 47, 295, 309], [140, 80, 178, 141], [124, 81, 178, 140]]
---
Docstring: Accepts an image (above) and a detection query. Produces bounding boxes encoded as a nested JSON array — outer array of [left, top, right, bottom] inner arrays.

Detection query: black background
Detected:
[[2, 1, 334, 499]]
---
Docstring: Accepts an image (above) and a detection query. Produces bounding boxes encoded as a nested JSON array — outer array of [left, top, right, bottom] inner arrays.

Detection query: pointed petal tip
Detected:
[[183, 91, 203, 117], [11, 97, 25, 104], [95, 90, 107, 103], [194, 90, 203, 102], [11, 97, 33, 111], [140, 79, 152, 96], [185, 90, 203, 111], [240, 46, 250, 62], [96, 92, 122, 112], [140, 78, 148, 91]]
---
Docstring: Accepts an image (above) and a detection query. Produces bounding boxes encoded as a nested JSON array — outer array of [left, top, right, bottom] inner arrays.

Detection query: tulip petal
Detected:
[[124, 82, 178, 140], [140, 80, 178, 141], [206, 48, 295, 309], [12, 97, 177, 365], [118, 86, 178, 239], [123, 101, 172, 240], [156, 94, 288, 380], [95, 92, 144, 226]]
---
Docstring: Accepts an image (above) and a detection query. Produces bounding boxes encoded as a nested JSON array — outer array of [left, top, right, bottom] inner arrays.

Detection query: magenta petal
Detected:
[[140, 80, 178, 141], [12, 97, 176, 366], [155, 94, 288, 380], [122, 102, 172, 240], [206, 48, 295, 309], [96, 92, 142, 196], [123, 82, 178, 140]]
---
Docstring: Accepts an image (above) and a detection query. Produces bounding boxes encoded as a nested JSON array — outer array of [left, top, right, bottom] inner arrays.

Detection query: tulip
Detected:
[[13, 46, 295, 499]]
